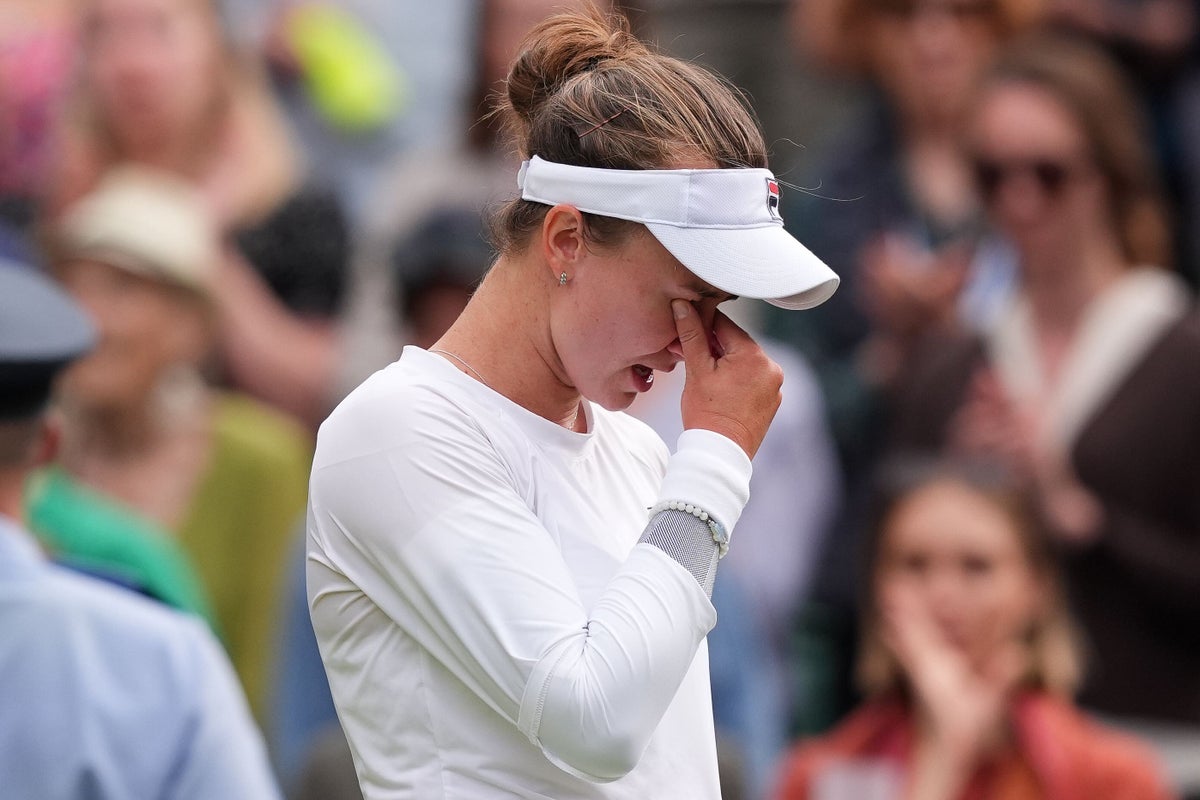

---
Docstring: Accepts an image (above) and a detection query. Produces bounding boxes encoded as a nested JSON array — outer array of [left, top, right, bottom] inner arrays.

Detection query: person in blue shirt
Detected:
[[0, 258, 283, 800]]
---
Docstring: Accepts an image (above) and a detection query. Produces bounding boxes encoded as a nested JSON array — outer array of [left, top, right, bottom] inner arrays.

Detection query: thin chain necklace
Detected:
[[430, 348, 581, 431], [430, 348, 489, 388]]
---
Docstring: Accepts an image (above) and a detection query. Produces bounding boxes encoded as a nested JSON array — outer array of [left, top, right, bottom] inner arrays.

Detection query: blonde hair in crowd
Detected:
[[489, 5, 768, 253], [855, 459, 1084, 699]]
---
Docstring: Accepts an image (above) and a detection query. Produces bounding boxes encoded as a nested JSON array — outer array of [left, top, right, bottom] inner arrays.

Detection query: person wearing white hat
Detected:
[[306, 8, 839, 800], [33, 166, 312, 722]]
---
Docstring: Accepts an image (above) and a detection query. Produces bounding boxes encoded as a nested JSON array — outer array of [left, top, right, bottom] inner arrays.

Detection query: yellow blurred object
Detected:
[[285, 3, 406, 133]]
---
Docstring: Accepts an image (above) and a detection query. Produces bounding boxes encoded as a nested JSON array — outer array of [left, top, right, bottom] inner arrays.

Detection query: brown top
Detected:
[[887, 311, 1200, 722]]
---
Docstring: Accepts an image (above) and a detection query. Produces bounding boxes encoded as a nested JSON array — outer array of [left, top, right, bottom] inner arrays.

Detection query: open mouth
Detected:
[[632, 364, 654, 391]]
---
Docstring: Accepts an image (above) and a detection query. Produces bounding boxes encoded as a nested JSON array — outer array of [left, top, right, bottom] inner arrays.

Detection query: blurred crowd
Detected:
[[1, 0, 1199, 798]]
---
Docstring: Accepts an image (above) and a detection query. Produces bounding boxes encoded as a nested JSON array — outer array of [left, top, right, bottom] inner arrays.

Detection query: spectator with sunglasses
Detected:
[[761, 0, 1041, 737], [887, 33, 1200, 795], [768, 0, 1040, 480]]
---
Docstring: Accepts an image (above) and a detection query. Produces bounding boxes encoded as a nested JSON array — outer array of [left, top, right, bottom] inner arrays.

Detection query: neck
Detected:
[[898, 96, 965, 147], [63, 401, 161, 462], [61, 373, 207, 463], [120, 122, 214, 180], [1024, 237, 1127, 333], [432, 254, 582, 430]]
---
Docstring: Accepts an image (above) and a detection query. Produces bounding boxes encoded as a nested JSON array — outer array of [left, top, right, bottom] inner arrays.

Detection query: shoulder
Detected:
[[1159, 304, 1200, 351], [1104, 302, 1200, 423], [310, 355, 524, 518], [3, 563, 276, 796], [776, 701, 907, 799], [1020, 696, 1173, 798], [18, 563, 224, 685], [316, 355, 497, 464]]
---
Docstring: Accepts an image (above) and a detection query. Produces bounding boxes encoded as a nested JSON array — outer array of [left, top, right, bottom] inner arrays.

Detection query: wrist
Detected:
[[657, 429, 752, 538]]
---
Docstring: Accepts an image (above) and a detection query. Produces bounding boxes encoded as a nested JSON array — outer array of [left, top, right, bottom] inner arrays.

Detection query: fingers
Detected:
[[672, 300, 759, 362], [671, 299, 711, 367], [881, 582, 939, 666], [709, 309, 753, 356], [673, 300, 781, 459]]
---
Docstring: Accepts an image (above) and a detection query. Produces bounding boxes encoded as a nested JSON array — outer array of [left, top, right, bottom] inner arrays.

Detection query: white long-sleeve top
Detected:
[[307, 347, 752, 799]]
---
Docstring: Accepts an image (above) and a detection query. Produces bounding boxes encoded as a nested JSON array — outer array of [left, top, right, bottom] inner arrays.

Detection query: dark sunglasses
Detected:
[[871, 0, 999, 19], [970, 156, 1087, 201]]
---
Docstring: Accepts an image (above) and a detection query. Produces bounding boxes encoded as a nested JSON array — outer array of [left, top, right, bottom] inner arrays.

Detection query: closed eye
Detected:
[[696, 289, 738, 304]]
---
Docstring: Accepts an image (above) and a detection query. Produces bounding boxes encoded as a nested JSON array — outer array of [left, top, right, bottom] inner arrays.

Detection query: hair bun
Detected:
[[504, 7, 643, 130]]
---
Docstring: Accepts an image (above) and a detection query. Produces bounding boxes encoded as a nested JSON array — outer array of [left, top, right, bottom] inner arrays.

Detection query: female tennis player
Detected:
[[306, 8, 839, 798]]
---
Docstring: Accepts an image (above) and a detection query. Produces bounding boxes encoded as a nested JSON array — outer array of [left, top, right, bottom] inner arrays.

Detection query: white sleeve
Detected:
[[308, 402, 751, 782]]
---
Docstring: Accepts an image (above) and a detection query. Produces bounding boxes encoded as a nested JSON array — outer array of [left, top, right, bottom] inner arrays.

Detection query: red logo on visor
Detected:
[[766, 179, 781, 221]]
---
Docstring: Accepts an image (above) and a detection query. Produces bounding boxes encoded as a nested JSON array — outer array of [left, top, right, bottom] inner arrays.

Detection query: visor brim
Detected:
[[645, 222, 840, 310]]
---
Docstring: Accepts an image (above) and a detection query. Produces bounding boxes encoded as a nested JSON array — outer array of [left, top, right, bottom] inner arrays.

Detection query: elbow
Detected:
[[580, 731, 645, 782], [541, 726, 649, 783]]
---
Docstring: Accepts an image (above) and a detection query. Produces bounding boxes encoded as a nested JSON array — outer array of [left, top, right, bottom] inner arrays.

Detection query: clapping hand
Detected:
[[881, 581, 1027, 800]]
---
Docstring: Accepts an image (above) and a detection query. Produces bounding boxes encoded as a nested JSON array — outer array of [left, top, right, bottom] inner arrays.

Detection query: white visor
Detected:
[[517, 155, 839, 310]]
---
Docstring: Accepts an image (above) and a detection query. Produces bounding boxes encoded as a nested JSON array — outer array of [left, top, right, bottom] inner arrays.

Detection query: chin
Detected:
[[571, 372, 632, 413], [592, 391, 636, 413]]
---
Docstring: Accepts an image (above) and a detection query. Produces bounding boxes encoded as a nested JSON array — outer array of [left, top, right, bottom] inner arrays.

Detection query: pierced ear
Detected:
[[541, 204, 586, 282]]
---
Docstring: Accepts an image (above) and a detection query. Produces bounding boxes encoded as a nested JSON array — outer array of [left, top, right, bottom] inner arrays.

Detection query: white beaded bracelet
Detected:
[[648, 500, 730, 559]]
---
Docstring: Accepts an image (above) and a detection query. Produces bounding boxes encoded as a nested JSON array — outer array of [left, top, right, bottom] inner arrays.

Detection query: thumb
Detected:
[[671, 300, 711, 367]]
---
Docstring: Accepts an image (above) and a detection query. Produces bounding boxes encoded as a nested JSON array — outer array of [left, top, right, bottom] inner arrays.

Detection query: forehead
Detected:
[[969, 82, 1086, 156], [882, 481, 1024, 557], [616, 225, 735, 300]]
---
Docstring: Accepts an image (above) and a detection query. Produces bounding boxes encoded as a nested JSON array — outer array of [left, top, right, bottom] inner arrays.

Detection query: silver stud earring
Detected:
[[559, 272, 568, 286]]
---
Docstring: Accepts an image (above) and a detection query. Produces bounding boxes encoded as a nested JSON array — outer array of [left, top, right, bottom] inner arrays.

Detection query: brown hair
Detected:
[[489, 5, 767, 253], [830, 0, 1041, 74], [855, 457, 1083, 699], [978, 33, 1173, 267]]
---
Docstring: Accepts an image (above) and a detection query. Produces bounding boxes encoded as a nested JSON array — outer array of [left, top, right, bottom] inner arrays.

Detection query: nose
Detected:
[[666, 338, 683, 361], [922, 566, 968, 615], [992, 171, 1048, 225]]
